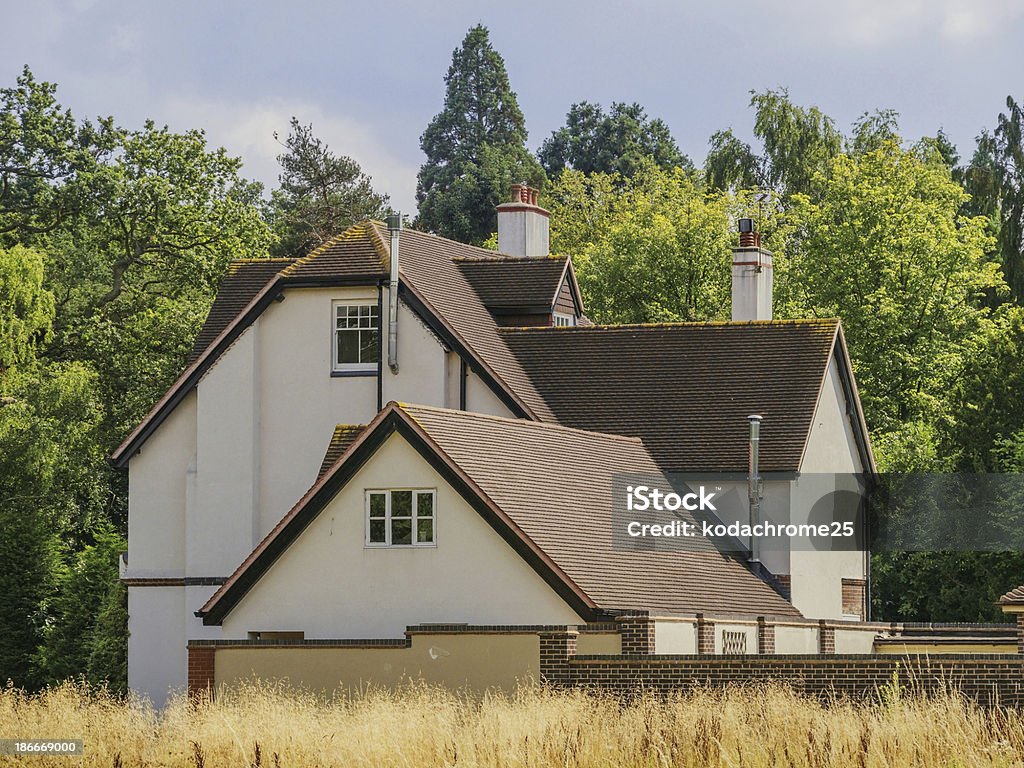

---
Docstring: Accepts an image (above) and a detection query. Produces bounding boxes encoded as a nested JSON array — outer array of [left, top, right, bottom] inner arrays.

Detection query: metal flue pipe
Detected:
[[747, 414, 763, 565], [387, 213, 401, 374]]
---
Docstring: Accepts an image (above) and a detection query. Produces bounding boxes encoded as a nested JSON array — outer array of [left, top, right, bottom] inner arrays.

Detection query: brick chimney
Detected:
[[496, 183, 549, 257], [731, 218, 773, 321]]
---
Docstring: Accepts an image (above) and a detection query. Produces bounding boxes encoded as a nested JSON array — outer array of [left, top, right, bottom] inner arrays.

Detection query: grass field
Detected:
[[2, 680, 1023, 767]]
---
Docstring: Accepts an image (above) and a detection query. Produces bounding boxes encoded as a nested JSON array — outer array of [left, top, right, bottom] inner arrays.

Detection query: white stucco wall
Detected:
[[789, 354, 868, 620], [127, 586, 185, 707], [126, 392, 195, 576], [654, 619, 697, 653], [221, 432, 583, 638], [193, 325, 260, 576], [464, 368, 515, 417]]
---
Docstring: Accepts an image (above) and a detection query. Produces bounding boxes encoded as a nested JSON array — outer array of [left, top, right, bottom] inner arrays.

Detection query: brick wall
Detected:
[[842, 578, 867, 620], [546, 654, 1024, 705], [617, 614, 655, 655], [757, 617, 775, 654], [538, 630, 578, 685], [696, 615, 715, 655], [187, 644, 215, 697], [1018, 615, 1024, 654], [818, 620, 835, 654]]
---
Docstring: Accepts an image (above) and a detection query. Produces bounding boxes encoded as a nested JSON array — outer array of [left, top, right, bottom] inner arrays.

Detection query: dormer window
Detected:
[[333, 300, 379, 373], [553, 312, 576, 327]]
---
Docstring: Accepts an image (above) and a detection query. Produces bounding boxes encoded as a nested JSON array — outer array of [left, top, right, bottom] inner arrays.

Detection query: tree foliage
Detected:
[[781, 140, 1001, 438], [0, 67, 272, 688], [539, 102, 690, 180], [548, 164, 777, 323], [416, 25, 544, 244], [268, 118, 390, 257]]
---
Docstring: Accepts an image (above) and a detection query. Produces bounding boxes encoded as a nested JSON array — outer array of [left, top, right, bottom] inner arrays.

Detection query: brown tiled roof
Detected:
[[200, 403, 801, 623], [404, 404, 800, 618], [280, 222, 387, 280], [502, 320, 841, 473], [187, 259, 294, 364], [317, 425, 366, 480], [369, 223, 554, 420], [455, 256, 568, 311], [999, 585, 1024, 605]]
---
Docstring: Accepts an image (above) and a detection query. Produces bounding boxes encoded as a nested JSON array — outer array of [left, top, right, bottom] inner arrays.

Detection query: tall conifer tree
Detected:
[[416, 25, 544, 244]]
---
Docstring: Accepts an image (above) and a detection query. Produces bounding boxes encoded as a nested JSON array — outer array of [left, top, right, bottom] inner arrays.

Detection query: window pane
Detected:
[[369, 519, 386, 543], [391, 518, 412, 545], [337, 330, 359, 363], [417, 518, 434, 544], [416, 492, 433, 517], [392, 490, 412, 517], [369, 493, 386, 518], [360, 329, 379, 363]]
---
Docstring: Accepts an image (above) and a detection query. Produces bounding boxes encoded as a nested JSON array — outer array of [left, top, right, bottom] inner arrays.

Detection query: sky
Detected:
[[3, 0, 1023, 214]]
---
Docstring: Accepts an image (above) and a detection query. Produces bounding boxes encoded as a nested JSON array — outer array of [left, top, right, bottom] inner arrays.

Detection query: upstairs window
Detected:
[[333, 301, 379, 372], [366, 489, 435, 547], [553, 312, 576, 327]]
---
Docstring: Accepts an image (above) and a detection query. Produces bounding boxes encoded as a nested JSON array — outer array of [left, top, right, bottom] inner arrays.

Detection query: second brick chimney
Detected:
[[497, 183, 549, 257]]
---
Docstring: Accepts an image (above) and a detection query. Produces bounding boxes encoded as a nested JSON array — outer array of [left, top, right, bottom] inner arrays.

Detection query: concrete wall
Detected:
[[654, 620, 697, 654], [213, 633, 540, 693], [221, 433, 583, 639], [577, 632, 620, 655], [775, 624, 820, 654], [835, 627, 880, 654]]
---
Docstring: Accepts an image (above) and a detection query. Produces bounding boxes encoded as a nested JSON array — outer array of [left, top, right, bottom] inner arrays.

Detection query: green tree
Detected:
[[704, 89, 842, 199], [548, 164, 780, 323], [704, 128, 763, 192], [0, 245, 53, 370], [416, 25, 544, 244], [539, 102, 690, 180], [782, 140, 1000, 438], [37, 525, 125, 688], [268, 118, 390, 257]]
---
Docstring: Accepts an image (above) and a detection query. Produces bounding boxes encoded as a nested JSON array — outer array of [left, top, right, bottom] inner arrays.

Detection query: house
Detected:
[[115, 185, 876, 704]]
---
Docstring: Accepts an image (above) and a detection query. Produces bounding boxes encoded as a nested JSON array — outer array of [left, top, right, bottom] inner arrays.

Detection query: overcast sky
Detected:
[[4, 0, 1023, 213]]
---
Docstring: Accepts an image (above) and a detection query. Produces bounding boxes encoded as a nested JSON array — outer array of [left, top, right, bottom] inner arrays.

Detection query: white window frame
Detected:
[[553, 312, 576, 327], [332, 299, 379, 373], [365, 488, 436, 547]]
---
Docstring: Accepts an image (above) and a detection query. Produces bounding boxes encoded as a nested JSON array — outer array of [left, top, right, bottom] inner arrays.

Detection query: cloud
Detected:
[[161, 96, 420, 213], [761, 0, 1024, 47]]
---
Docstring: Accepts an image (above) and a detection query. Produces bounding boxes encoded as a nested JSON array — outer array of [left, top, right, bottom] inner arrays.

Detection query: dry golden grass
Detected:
[[2, 679, 1023, 767]]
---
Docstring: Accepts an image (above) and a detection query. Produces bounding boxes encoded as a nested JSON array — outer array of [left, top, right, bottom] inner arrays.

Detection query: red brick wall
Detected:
[[842, 579, 867, 620], [187, 645, 215, 697]]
